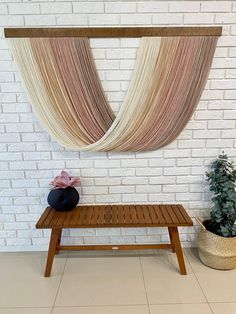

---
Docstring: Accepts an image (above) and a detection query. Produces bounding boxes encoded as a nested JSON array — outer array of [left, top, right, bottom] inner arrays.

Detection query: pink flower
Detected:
[[50, 170, 81, 189]]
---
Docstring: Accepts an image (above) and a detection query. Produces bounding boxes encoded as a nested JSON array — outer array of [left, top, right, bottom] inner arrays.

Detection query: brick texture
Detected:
[[0, 1, 235, 251]]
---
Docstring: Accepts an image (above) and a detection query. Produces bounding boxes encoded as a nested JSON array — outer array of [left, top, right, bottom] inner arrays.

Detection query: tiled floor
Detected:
[[0, 249, 236, 314]]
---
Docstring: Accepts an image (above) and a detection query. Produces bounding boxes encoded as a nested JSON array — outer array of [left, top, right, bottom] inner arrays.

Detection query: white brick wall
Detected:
[[0, 0, 236, 251]]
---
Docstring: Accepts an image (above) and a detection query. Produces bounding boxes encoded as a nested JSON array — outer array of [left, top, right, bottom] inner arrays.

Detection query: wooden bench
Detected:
[[36, 204, 193, 277]]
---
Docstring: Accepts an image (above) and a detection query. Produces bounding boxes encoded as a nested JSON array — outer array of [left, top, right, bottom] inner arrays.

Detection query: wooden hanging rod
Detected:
[[4, 27, 222, 38]]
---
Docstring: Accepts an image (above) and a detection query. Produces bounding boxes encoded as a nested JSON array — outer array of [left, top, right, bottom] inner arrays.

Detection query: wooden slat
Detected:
[[42, 208, 57, 226], [56, 212, 67, 227], [68, 210, 77, 227], [124, 205, 131, 224], [159, 205, 172, 224], [136, 205, 145, 224], [148, 205, 158, 224], [97, 206, 106, 225], [4, 27, 222, 38], [170, 205, 185, 223], [165, 205, 179, 224], [105, 205, 112, 224], [153, 205, 165, 224], [49, 212, 60, 227], [68, 211, 76, 227], [111, 205, 118, 225], [72, 208, 82, 225], [177, 205, 193, 225], [117, 205, 124, 224], [35, 207, 51, 228], [61, 212, 72, 226], [77, 206, 88, 226], [64, 211, 74, 227], [141, 205, 152, 224], [84, 206, 94, 226], [130, 205, 138, 224], [91, 206, 99, 225]]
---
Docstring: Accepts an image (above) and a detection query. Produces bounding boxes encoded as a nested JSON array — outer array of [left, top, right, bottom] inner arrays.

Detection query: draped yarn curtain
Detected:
[[9, 36, 218, 152]]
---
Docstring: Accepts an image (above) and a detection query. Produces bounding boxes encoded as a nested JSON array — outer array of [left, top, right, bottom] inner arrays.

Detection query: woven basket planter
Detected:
[[196, 218, 236, 270]]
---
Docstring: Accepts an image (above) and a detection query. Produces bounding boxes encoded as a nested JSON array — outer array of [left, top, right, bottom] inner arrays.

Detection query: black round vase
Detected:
[[47, 187, 79, 212]]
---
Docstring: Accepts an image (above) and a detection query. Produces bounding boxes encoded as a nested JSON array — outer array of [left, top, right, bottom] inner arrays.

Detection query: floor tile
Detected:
[[0, 308, 51, 314], [149, 303, 212, 314], [0, 252, 66, 307], [52, 305, 149, 314], [210, 302, 236, 314], [186, 248, 236, 302], [55, 255, 147, 306], [141, 250, 206, 304]]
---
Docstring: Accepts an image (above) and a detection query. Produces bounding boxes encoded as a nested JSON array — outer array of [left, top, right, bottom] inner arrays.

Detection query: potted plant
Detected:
[[47, 170, 80, 212], [197, 153, 236, 269]]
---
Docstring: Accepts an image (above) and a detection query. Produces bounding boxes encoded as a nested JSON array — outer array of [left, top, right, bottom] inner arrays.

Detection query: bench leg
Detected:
[[55, 229, 62, 255], [169, 227, 187, 275], [45, 228, 61, 277], [168, 227, 175, 253]]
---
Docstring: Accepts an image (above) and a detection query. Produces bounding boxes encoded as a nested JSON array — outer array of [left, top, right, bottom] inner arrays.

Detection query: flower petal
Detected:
[[69, 177, 81, 187], [61, 170, 70, 181], [53, 176, 68, 187]]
